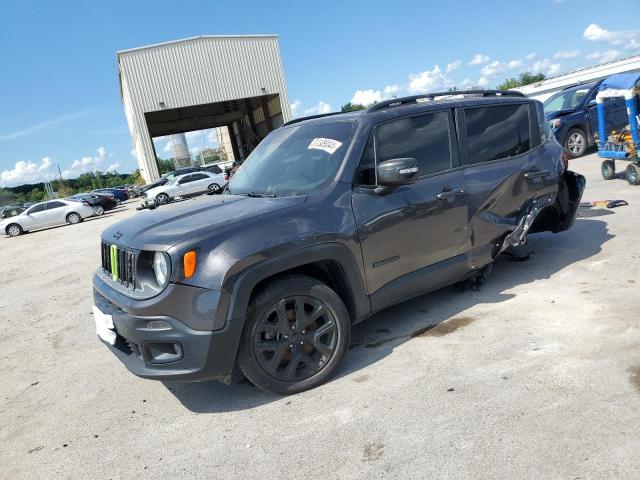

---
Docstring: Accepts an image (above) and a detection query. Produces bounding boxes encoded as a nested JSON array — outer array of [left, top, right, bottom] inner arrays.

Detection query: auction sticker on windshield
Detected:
[[308, 138, 343, 155]]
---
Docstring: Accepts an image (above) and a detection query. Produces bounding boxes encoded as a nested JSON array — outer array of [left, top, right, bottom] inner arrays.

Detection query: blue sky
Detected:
[[1, 0, 639, 187]]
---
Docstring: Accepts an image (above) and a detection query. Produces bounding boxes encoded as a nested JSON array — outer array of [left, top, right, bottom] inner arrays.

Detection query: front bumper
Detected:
[[92, 275, 244, 383]]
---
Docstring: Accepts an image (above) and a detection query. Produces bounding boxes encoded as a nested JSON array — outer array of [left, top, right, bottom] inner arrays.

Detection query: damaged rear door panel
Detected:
[[456, 102, 586, 269]]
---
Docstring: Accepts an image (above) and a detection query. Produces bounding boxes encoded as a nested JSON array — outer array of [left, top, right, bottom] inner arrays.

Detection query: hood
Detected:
[[101, 194, 307, 251]]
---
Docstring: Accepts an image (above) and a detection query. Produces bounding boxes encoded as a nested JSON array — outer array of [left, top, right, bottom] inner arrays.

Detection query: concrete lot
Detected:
[[1, 152, 639, 479]]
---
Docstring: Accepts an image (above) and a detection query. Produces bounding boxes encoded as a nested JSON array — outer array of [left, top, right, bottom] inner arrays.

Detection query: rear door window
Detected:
[[47, 201, 66, 209], [464, 103, 531, 164]]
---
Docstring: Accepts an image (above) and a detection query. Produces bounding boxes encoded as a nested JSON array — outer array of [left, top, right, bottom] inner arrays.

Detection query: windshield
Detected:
[[228, 121, 356, 197], [544, 85, 593, 113]]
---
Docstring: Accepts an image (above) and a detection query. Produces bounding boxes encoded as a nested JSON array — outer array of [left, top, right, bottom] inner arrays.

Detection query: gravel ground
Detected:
[[1, 153, 639, 479]]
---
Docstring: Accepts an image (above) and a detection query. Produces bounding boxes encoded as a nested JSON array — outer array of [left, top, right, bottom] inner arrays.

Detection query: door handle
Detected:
[[436, 188, 465, 200], [524, 170, 551, 179]]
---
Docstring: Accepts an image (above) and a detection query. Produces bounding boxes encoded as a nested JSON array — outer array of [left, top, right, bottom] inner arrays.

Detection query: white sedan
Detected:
[[0, 199, 96, 237], [143, 171, 226, 205]]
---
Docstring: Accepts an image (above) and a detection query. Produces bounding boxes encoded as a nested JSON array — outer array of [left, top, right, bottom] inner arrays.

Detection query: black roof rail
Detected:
[[281, 111, 347, 127], [366, 89, 526, 113]]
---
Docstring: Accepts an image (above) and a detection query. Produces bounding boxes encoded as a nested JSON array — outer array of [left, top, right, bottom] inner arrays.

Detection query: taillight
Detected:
[[224, 174, 229, 181], [561, 151, 570, 170]]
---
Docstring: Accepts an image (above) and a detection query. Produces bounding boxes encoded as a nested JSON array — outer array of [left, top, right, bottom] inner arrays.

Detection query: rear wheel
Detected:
[[238, 275, 351, 395], [66, 212, 82, 224], [626, 163, 640, 185], [207, 183, 220, 192], [6, 223, 23, 237], [94, 205, 105, 216], [601, 160, 616, 180], [156, 193, 169, 205], [565, 128, 587, 158]]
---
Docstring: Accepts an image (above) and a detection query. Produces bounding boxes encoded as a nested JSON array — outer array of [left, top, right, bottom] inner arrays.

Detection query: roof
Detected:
[[116, 34, 279, 56], [284, 93, 536, 128], [599, 72, 640, 91]]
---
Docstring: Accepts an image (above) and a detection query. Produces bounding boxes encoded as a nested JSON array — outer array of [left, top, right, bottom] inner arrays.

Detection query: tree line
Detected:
[[0, 169, 144, 206]]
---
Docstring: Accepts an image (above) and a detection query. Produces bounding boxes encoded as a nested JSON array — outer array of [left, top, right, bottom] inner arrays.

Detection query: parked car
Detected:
[[1, 199, 95, 237], [92, 188, 129, 204], [1, 205, 27, 219], [142, 170, 226, 205], [544, 80, 629, 158], [137, 166, 205, 195], [92, 90, 585, 394], [70, 193, 118, 216]]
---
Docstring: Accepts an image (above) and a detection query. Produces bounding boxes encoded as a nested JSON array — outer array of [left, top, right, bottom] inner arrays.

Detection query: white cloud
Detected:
[[627, 38, 640, 51], [351, 89, 383, 106], [446, 60, 462, 73], [290, 100, 301, 117], [480, 60, 504, 78], [526, 52, 537, 60], [458, 78, 476, 89], [61, 146, 110, 178], [478, 77, 491, 87], [408, 65, 452, 93], [469, 54, 490, 65], [586, 49, 622, 63], [554, 49, 581, 59], [0, 157, 55, 187], [532, 58, 561, 75], [303, 101, 332, 116], [506, 59, 523, 69], [383, 84, 400, 97], [584, 23, 637, 46], [105, 162, 121, 173]]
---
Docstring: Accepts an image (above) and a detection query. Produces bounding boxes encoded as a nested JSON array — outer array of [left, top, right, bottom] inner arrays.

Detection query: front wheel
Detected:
[[238, 275, 351, 395], [601, 160, 616, 180], [626, 163, 640, 185], [6, 223, 23, 237], [564, 128, 587, 158], [115, 198, 122, 206], [66, 212, 82, 224], [156, 193, 169, 205], [207, 183, 220, 192]]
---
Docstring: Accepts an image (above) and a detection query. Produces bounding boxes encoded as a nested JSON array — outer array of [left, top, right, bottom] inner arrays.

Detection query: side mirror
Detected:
[[377, 158, 419, 187]]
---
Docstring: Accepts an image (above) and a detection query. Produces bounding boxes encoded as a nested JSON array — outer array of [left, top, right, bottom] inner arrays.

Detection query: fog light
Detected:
[[143, 341, 183, 364], [145, 320, 171, 331]]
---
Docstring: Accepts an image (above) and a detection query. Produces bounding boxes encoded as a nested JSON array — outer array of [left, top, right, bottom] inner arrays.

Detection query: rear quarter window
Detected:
[[464, 103, 531, 164]]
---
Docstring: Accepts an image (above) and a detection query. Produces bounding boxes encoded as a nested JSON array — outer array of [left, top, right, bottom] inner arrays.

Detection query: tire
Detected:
[[115, 198, 122, 206], [601, 160, 616, 180], [6, 223, 23, 237], [564, 128, 587, 158], [94, 205, 105, 216], [207, 183, 220, 192], [626, 163, 640, 185], [66, 212, 82, 224], [238, 274, 351, 395], [156, 193, 169, 205]]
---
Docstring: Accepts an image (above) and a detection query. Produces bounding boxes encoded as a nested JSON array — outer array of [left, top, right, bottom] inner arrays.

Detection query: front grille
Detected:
[[101, 241, 136, 289]]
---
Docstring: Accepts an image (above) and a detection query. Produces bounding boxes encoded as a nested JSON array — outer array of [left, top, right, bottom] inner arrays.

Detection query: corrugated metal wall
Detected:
[[118, 35, 292, 182]]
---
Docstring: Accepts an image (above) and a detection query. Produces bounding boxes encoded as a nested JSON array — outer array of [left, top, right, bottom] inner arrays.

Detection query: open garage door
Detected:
[[145, 94, 284, 173]]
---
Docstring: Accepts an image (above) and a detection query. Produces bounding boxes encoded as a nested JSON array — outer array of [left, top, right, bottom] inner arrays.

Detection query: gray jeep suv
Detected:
[[92, 90, 585, 394]]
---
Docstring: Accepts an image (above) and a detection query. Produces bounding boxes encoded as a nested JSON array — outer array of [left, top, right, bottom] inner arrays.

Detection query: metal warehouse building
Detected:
[[118, 35, 292, 183]]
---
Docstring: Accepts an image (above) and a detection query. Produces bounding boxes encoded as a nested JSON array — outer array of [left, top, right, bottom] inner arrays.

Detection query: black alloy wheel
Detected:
[[238, 275, 350, 395]]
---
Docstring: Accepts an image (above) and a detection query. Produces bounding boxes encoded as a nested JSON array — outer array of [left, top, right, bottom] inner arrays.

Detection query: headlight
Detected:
[[153, 252, 170, 286], [548, 119, 561, 130]]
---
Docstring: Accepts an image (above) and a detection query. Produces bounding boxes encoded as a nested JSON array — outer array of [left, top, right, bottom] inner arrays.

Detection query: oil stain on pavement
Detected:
[[352, 316, 476, 349], [362, 441, 385, 462], [628, 366, 640, 393]]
